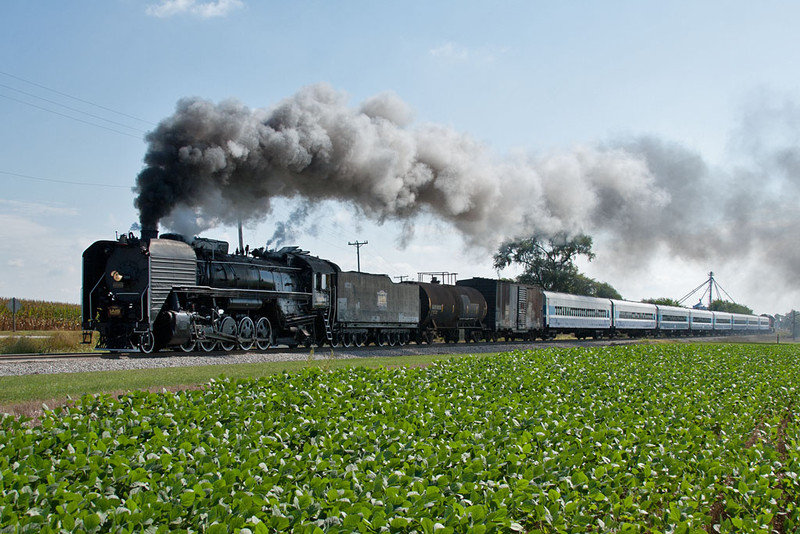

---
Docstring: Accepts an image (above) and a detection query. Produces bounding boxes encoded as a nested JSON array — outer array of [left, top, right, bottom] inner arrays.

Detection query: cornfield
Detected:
[[0, 298, 80, 331]]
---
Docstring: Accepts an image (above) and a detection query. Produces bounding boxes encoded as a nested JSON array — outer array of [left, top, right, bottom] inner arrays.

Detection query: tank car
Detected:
[[82, 232, 338, 353], [416, 281, 487, 343]]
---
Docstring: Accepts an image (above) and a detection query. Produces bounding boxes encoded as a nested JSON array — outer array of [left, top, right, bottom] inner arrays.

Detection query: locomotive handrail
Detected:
[[217, 259, 303, 272], [141, 286, 147, 324], [170, 285, 312, 300], [86, 274, 105, 322], [85, 276, 146, 325]]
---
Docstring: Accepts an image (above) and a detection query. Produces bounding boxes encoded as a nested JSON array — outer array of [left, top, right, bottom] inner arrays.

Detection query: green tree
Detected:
[[709, 299, 753, 314], [642, 297, 682, 307], [572, 274, 623, 299], [493, 233, 620, 297]]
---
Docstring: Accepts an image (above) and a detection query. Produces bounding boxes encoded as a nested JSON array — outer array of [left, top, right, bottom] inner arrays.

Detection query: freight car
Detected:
[[457, 278, 543, 341]]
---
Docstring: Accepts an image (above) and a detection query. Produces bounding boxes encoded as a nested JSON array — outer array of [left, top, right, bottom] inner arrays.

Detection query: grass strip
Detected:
[[0, 352, 478, 407]]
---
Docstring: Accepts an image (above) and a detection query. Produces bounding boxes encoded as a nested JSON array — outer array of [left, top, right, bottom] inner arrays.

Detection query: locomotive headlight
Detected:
[[110, 270, 129, 282]]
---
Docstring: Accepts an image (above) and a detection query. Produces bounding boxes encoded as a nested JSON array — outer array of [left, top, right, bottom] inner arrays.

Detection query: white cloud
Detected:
[[146, 0, 244, 18]]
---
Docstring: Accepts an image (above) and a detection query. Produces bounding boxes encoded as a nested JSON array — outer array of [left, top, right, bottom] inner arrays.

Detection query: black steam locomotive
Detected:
[[82, 231, 770, 353], [82, 232, 339, 352]]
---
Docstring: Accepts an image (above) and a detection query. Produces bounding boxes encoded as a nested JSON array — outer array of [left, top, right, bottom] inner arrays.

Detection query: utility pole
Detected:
[[348, 240, 368, 272]]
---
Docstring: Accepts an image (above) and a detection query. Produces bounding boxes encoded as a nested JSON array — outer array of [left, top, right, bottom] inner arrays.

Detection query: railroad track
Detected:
[[0, 333, 778, 367], [0, 352, 100, 364], [0, 336, 632, 364]]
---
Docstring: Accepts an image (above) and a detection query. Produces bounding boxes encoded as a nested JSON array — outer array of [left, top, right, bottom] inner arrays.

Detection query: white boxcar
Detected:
[[657, 305, 690, 333], [712, 311, 732, 332], [543, 292, 611, 338], [689, 309, 714, 333], [610, 300, 657, 336]]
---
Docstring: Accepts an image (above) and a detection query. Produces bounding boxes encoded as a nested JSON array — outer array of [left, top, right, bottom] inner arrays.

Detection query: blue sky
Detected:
[[2, 1, 799, 314]]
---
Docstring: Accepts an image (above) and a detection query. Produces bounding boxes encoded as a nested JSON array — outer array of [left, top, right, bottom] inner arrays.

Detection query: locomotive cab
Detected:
[[282, 251, 340, 345]]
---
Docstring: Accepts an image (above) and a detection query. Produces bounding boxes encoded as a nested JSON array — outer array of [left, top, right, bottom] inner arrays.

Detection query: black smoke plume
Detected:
[[134, 84, 666, 246], [134, 85, 800, 307]]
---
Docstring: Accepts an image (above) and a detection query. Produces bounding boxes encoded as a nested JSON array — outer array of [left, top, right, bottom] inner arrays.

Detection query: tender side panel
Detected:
[[336, 271, 419, 327]]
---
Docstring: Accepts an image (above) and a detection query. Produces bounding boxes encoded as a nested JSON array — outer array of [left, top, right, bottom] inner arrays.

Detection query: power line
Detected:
[[0, 93, 144, 139], [0, 170, 130, 189], [0, 83, 148, 134], [0, 70, 155, 126]]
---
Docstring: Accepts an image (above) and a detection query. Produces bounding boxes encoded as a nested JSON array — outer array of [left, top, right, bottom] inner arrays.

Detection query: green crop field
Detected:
[[1, 344, 798, 533], [0, 298, 80, 331]]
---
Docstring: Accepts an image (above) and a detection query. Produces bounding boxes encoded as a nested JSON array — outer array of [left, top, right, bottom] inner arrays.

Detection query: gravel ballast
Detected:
[[0, 342, 529, 377]]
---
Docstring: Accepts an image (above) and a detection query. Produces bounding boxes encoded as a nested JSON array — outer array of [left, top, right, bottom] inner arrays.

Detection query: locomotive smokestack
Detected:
[[141, 224, 159, 242]]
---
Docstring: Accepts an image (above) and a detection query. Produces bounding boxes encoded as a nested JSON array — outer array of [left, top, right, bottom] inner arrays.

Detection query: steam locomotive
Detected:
[[81, 231, 770, 353]]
